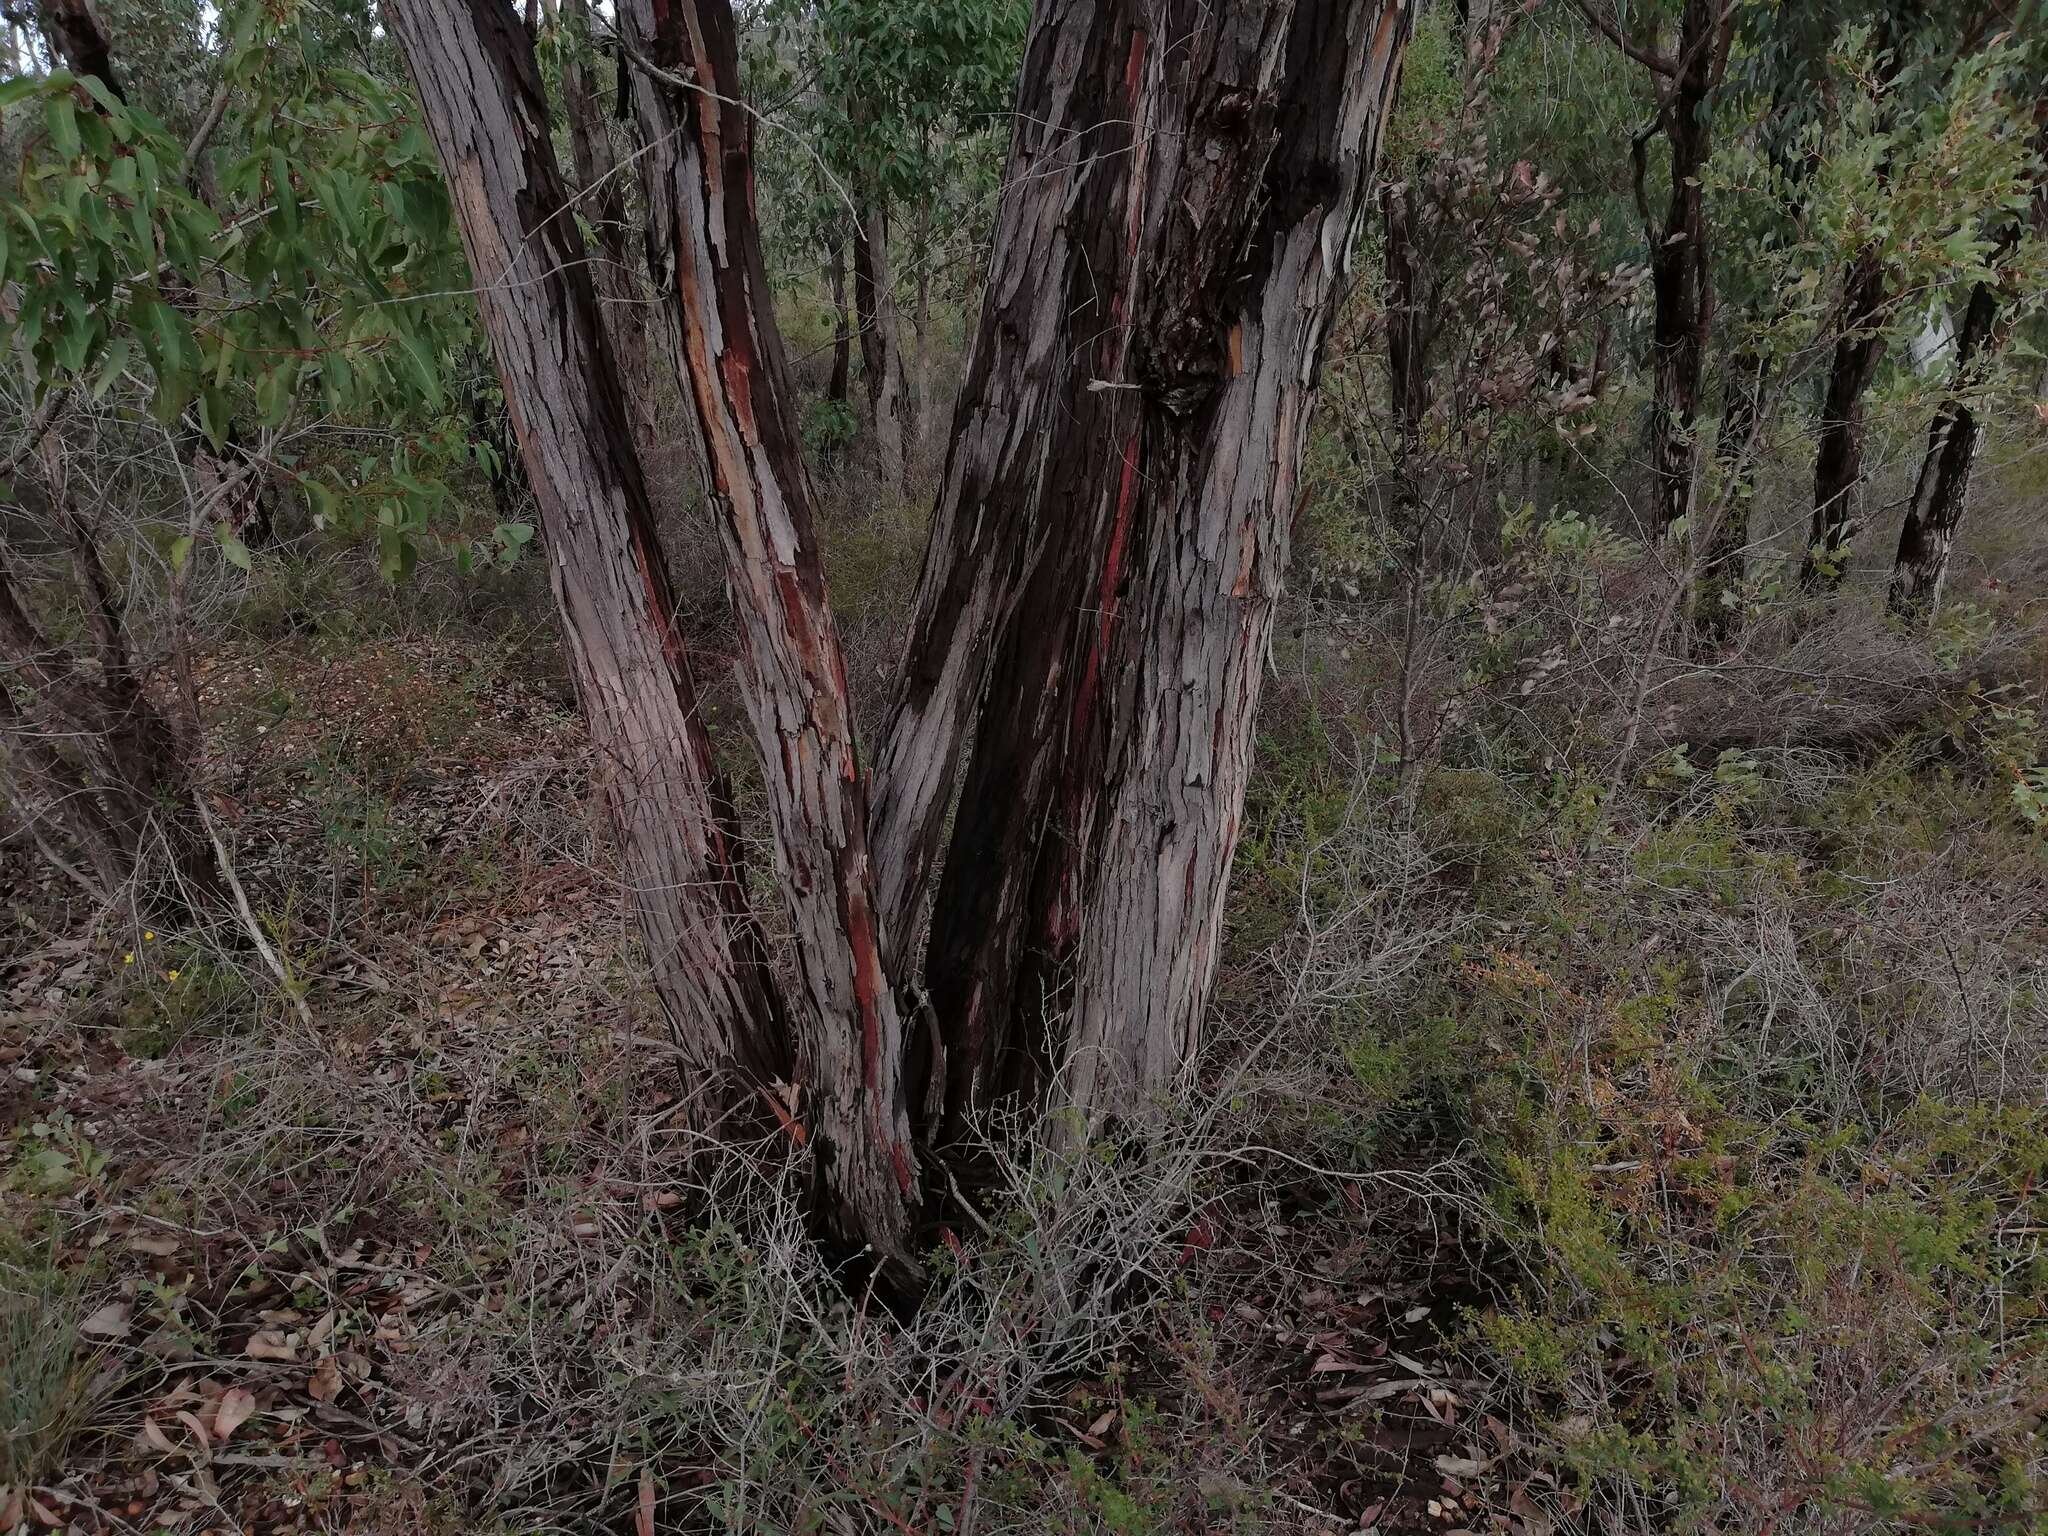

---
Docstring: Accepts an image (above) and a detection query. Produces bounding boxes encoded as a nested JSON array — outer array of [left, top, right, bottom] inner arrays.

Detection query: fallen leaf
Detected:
[[636, 1466, 655, 1536], [1435, 1453, 1491, 1478], [213, 1388, 258, 1441], [81, 1301, 133, 1338], [307, 1355, 343, 1403], [245, 1329, 297, 1362]]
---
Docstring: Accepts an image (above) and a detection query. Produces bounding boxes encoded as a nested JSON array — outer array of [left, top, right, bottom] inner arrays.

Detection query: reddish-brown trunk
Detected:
[[388, 0, 787, 1103], [619, 0, 920, 1276]]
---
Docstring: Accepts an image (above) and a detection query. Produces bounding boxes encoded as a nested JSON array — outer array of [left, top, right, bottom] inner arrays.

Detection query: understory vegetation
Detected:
[[4, 0, 2048, 1532]]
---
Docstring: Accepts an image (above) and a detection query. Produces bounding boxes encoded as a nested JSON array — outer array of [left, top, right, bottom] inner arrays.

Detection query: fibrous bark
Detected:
[[618, 0, 920, 1273], [388, 0, 787, 1103], [560, 0, 664, 467], [876, 0, 1414, 1130]]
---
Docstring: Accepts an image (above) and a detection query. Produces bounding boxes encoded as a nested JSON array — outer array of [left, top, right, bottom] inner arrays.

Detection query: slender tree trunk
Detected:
[[1695, 346, 1768, 643], [852, 199, 906, 493], [1642, 0, 1715, 542], [912, 181, 934, 448], [827, 228, 853, 405], [560, 0, 663, 469], [1887, 281, 1995, 620], [1384, 177, 1427, 452], [619, 0, 920, 1277], [1888, 117, 2045, 620], [388, 0, 788, 1107], [874, 0, 1414, 1131], [1803, 246, 1889, 587]]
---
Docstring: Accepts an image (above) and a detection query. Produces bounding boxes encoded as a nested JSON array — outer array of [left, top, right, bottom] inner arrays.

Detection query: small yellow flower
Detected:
[[143, 930, 155, 941], [167, 969, 180, 981], [123, 952, 135, 965]]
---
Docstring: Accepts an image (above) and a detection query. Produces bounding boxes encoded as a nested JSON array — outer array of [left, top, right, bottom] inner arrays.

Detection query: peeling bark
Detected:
[[619, 0, 920, 1276], [388, 0, 787, 1103], [875, 0, 1413, 1131], [561, 0, 663, 467]]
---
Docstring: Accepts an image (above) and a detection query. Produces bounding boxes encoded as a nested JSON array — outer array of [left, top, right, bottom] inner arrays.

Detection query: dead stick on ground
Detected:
[[195, 793, 316, 1031]]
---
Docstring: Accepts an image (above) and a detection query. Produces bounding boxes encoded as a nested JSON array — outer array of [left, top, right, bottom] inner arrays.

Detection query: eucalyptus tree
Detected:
[[0, 0, 481, 905], [388, 0, 1414, 1291]]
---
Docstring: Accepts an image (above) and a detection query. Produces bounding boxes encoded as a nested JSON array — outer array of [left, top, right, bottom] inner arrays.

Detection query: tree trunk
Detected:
[[387, 0, 788, 1107], [1695, 346, 1768, 644], [1642, 0, 1716, 541], [912, 179, 934, 448], [1383, 177, 1427, 452], [1803, 247, 1889, 586], [1887, 280, 1998, 620], [560, 0, 663, 469], [875, 0, 1414, 1131], [852, 199, 906, 494], [1888, 118, 2045, 621], [619, 0, 920, 1277], [0, 466, 209, 906], [827, 228, 852, 405]]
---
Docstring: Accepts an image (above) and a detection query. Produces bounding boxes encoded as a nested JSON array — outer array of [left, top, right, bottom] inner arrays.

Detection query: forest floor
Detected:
[[7, 449, 2048, 1534]]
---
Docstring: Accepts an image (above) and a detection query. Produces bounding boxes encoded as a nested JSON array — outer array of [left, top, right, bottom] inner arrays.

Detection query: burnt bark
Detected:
[[1803, 247, 1889, 586], [1888, 117, 2046, 621], [619, 0, 920, 1276], [1886, 286, 1992, 620], [388, 0, 788, 1104]]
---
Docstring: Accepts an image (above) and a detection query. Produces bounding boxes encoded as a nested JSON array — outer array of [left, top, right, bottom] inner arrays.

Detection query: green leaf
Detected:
[[216, 525, 252, 571], [169, 534, 195, 573], [43, 94, 80, 159], [89, 336, 133, 400]]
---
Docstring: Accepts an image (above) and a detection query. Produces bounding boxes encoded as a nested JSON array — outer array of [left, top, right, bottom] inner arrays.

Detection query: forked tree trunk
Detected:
[[618, 0, 920, 1274], [560, 0, 663, 468], [1803, 246, 1889, 587], [852, 199, 907, 493], [875, 0, 1414, 1130], [388, 0, 788, 1105]]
